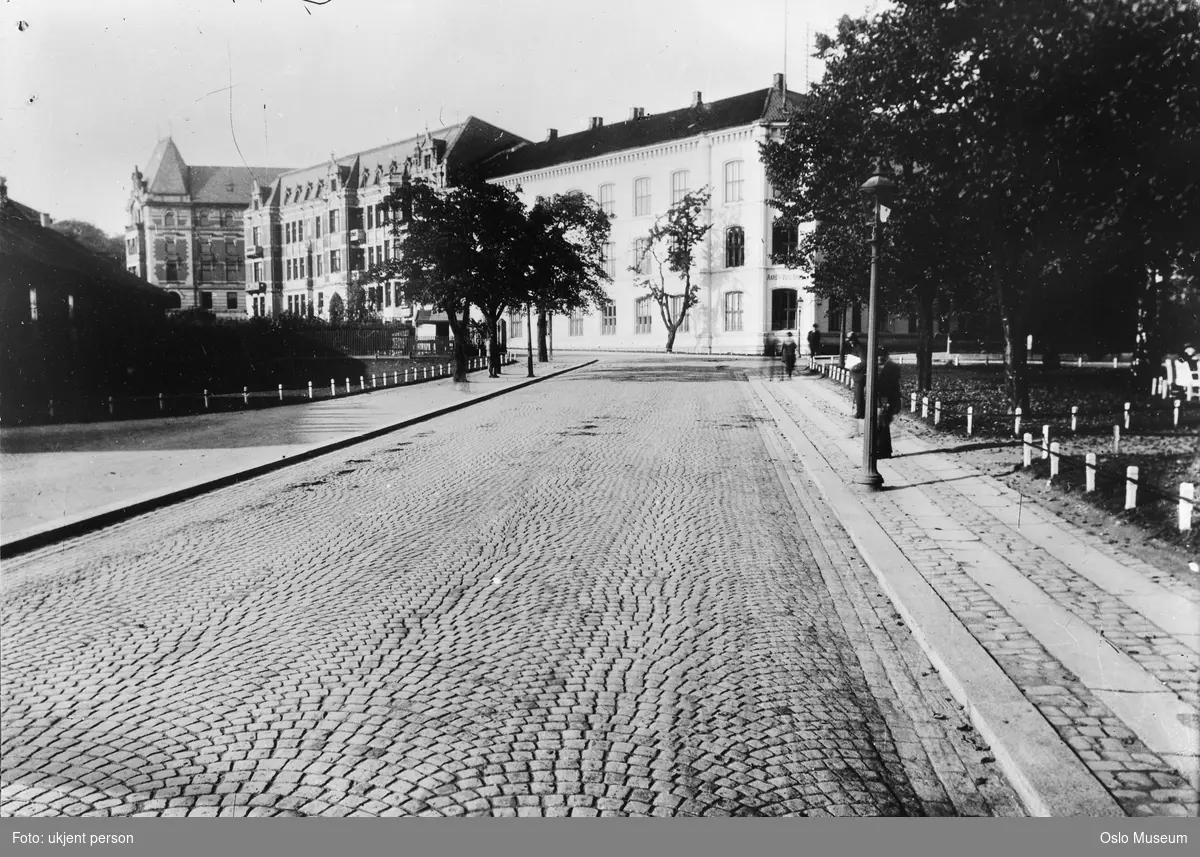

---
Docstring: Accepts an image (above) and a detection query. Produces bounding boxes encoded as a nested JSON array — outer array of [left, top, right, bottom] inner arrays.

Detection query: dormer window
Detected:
[[331, 178, 338, 192]]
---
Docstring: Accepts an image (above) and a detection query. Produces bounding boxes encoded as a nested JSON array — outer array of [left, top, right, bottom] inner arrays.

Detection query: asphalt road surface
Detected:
[[1, 357, 1023, 817]]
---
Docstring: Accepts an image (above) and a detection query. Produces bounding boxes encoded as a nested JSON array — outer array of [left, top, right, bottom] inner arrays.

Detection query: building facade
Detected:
[[242, 117, 528, 322], [482, 74, 822, 355], [125, 139, 290, 317]]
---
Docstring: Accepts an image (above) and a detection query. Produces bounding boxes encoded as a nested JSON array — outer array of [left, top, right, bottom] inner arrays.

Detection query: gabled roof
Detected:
[[481, 81, 804, 179], [144, 138, 190, 195]]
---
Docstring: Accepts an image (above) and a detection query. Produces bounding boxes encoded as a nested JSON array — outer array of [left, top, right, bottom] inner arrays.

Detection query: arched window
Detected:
[[725, 226, 745, 268], [671, 171, 690, 205], [724, 292, 743, 332], [772, 218, 799, 260], [164, 211, 175, 228], [724, 160, 744, 203], [165, 291, 182, 309], [771, 289, 799, 331], [598, 183, 615, 216], [633, 177, 651, 216]]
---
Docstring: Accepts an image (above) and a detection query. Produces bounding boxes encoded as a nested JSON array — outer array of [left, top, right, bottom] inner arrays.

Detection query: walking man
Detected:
[[846, 331, 867, 436], [807, 324, 822, 358], [781, 332, 798, 378], [876, 346, 902, 459]]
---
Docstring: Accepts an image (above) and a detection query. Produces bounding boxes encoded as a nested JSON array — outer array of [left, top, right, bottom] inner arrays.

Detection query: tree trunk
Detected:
[[665, 323, 677, 353], [447, 305, 469, 383], [1134, 263, 1160, 391], [915, 288, 935, 393], [537, 310, 548, 362], [992, 257, 1030, 413], [837, 303, 847, 368], [486, 314, 501, 377]]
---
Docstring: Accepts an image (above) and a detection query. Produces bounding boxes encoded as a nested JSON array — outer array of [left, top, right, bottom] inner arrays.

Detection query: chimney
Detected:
[[628, 107, 645, 121], [773, 72, 786, 91], [589, 116, 604, 130], [546, 128, 558, 141], [40, 213, 53, 228], [0, 175, 7, 205], [691, 91, 703, 107]]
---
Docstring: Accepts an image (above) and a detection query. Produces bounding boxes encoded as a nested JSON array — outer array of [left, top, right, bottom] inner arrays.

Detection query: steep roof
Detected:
[[141, 138, 290, 202], [481, 82, 804, 179]]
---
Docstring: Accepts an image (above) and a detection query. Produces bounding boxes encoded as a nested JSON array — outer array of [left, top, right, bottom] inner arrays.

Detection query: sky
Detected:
[[1, 0, 879, 236]]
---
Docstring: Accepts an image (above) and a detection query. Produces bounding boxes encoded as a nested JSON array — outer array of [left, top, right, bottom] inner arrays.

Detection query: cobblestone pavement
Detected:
[[1, 357, 1023, 817], [760, 367, 1199, 817]]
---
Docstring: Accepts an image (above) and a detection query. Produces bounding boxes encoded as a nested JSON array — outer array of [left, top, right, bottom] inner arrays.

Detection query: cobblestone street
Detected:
[[1, 357, 1022, 817]]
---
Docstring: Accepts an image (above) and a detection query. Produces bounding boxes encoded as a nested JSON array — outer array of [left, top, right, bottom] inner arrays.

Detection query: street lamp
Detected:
[[853, 159, 895, 492]]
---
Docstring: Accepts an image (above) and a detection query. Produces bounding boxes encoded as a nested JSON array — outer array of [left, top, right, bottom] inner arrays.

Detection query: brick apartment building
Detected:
[[241, 117, 527, 321], [125, 139, 290, 317]]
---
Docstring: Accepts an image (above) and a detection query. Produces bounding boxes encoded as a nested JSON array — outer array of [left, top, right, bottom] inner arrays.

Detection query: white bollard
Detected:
[[360, 375, 365, 391], [1077, 356, 1082, 368], [203, 390, 209, 409], [1023, 433, 1033, 468], [954, 356, 960, 367], [1071, 405, 1078, 433], [1124, 402, 1131, 430], [345, 377, 351, 394], [1112, 357, 1119, 369], [911, 392, 917, 414], [372, 374, 377, 388], [278, 384, 283, 401], [1049, 442, 1060, 479], [159, 393, 164, 412], [967, 406, 974, 436], [1086, 453, 1096, 492], [1173, 399, 1180, 428], [1125, 466, 1138, 510], [1113, 425, 1120, 453], [1180, 483, 1195, 532], [934, 401, 941, 425], [330, 379, 336, 396], [922, 396, 929, 419], [308, 382, 313, 399], [1042, 425, 1050, 459], [1014, 407, 1022, 437], [405, 370, 410, 383], [243, 386, 249, 405], [108, 396, 114, 416], [49, 399, 54, 419], [1151, 377, 1158, 396]]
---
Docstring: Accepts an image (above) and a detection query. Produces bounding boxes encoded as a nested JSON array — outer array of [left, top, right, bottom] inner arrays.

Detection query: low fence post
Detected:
[[1071, 405, 1078, 433], [159, 393, 164, 412], [203, 390, 209, 409], [243, 386, 249, 405], [278, 384, 283, 402], [1077, 356, 1083, 368], [108, 396, 114, 416], [1042, 425, 1050, 459], [1124, 402, 1131, 431], [359, 375, 365, 391], [372, 374, 377, 389], [1174, 399, 1181, 428], [934, 401, 941, 426], [1113, 425, 1120, 454], [1023, 433, 1033, 468], [1112, 357, 1119, 369], [1180, 483, 1194, 532], [910, 393, 917, 414], [922, 396, 929, 419], [966, 405, 973, 436], [1049, 442, 1060, 479], [308, 382, 313, 400], [49, 399, 54, 419], [345, 377, 351, 395], [1125, 466, 1138, 510], [1086, 453, 1096, 492], [1014, 407, 1022, 437], [330, 379, 336, 397]]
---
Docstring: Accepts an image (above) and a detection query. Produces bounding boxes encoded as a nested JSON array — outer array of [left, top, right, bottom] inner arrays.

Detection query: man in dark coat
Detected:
[[875, 346, 902, 459], [781, 332, 798, 378], [807, 324, 822, 358], [846, 332, 867, 433]]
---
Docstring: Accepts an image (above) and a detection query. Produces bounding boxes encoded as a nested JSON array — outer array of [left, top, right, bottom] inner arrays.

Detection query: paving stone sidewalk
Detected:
[[757, 369, 1199, 817]]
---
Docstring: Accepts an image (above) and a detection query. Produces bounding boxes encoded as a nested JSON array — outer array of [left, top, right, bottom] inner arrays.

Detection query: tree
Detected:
[[51, 219, 125, 266], [527, 191, 613, 361], [630, 188, 712, 353], [344, 282, 378, 324], [327, 293, 345, 326]]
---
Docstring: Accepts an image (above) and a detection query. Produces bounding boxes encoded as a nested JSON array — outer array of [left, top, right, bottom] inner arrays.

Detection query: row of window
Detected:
[[157, 209, 239, 229], [592, 162, 745, 218], [509, 293, 746, 338]]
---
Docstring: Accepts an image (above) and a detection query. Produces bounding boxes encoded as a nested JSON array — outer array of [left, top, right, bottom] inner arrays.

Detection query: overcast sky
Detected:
[[2, 0, 878, 235]]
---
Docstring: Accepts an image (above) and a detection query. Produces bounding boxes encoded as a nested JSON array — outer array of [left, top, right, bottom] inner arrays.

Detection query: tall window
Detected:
[[297, 220, 304, 242], [724, 160, 744, 203], [601, 301, 617, 335], [724, 292, 743, 331], [599, 184, 615, 216], [633, 238, 651, 275], [318, 292, 325, 314], [569, 312, 584, 336], [635, 297, 653, 334], [772, 219, 799, 259], [510, 311, 523, 339], [316, 255, 323, 276], [252, 226, 261, 246], [634, 178, 651, 216], [165, 262, 178, 281], [200, 292, 213, 310], [367, 205, 374, 230], [669, 295, 691, 333], [330, 250, 341, 273], [329, 210, 340, 232], [314, 217, 322, 239], [226, 292, 238, 311], [602, 242, 616, 279], [253, 261, 263, 283], [164, 211, 175, 228], [285, 223, 292, 244], [725, 227, 745, 268], [771, 289, 798, 331], [671, 171, 690, 205]]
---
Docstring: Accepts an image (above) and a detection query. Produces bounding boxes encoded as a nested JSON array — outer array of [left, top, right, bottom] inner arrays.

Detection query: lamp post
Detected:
[[853, 160, 895, 492], [526, 302, 534, 377]]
